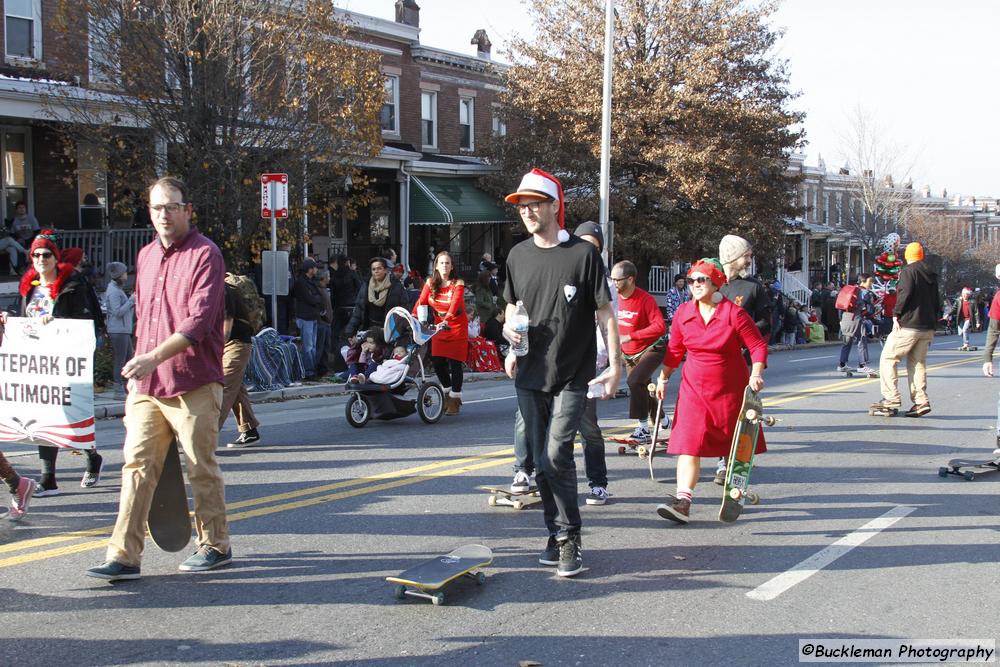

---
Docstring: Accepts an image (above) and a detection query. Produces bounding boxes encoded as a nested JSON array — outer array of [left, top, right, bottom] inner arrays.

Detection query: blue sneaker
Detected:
[[86, 561, 141, 581], [179, 545, 233, 572]]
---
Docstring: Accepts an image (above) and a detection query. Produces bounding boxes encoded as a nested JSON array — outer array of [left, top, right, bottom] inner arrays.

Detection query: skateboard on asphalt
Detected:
[[644, 383, 668, 482], [610, 435, 669, 457], [478, 485, 542, 510], [719, 386, 773, 523], [386, 544, 493, 605], [958, 345, 979, 352], [839, 367, 879, 378], [938, 457, 1000, 481], [147, 439, 192, 552], [868, 401, 899, 417]]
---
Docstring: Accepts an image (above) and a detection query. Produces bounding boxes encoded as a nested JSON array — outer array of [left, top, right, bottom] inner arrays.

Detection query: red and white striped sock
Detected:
[[676, 487, 693, 502]]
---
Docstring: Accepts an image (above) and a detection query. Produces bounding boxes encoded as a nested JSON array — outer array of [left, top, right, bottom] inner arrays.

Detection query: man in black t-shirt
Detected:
[[220, 282, 261, 448], [502, 168, 621, 578]]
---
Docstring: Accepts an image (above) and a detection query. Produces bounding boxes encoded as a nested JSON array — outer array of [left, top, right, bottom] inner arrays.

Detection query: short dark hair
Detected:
[[613, 260, 637, 280], [149, 176, 188, 203], [369, 256, 388, 270], [859, 272, 872, 282]]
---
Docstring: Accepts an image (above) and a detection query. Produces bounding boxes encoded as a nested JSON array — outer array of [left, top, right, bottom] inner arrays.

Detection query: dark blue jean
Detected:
[[516, 386, 587, 539], [513, 400, 607, 488]]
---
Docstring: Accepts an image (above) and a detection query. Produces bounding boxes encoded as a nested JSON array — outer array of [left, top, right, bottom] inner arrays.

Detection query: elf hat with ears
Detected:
[[505, 168, 570, 243]]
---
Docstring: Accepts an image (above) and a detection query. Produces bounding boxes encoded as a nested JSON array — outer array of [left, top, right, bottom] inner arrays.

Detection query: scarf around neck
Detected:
[[368, 274, 392, 307]]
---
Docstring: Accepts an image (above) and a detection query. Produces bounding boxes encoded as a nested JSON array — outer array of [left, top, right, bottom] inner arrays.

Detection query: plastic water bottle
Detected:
[[510, 301, 530, 357], [586, 382, 606, 399]]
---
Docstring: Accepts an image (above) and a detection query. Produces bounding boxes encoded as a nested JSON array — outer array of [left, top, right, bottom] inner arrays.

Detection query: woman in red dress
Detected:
[[413, 251, 468, 415], [653, 258, 767, 524]]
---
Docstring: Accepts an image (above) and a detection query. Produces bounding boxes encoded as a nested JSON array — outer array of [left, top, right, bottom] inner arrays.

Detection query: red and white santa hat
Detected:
[[505, 168, 569, 243], [962, 286, 972, 296]]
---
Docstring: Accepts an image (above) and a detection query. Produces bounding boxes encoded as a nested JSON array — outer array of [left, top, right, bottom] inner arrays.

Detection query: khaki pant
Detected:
[[107, 383, 229, 566], [879, 327, 934, 406], [219, 340, 258, 433]]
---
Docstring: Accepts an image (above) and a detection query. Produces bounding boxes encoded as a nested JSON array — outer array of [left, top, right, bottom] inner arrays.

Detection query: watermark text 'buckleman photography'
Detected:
[[799, 639, 995, 663]]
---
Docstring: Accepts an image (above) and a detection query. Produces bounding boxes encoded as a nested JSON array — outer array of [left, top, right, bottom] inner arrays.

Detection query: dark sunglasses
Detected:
[[31, 251, 54, 259], [686, 276, 711, 285]]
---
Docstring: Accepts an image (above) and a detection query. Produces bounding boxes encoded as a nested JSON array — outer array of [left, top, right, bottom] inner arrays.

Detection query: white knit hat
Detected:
[[719, 234, 752, 266]]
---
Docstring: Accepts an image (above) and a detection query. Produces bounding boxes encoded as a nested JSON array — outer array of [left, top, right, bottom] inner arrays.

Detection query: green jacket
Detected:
[[473, 283, 505, 322]]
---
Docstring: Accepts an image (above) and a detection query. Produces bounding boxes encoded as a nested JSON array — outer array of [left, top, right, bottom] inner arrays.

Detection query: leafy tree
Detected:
[[485, 0, 804, 273], [46, 0, 385, 267]]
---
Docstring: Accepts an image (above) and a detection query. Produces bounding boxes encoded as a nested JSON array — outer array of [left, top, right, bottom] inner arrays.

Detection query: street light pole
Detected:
[[598, 0, 614, 264]]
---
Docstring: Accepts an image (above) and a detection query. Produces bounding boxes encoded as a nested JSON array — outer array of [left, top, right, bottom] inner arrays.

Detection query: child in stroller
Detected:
[[343, 327, 385, 383], [343, 307, 446, 427]]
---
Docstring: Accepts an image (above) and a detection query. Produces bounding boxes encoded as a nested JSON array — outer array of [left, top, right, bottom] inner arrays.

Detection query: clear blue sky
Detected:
[[345, 0, 998, 197]]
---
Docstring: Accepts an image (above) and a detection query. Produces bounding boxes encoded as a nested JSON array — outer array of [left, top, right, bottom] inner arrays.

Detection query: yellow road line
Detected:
[[0, 447, 520, 558], [764, 356, 976, 408]]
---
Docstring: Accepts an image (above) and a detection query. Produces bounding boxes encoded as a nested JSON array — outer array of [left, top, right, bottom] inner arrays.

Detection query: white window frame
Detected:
[[459, 96, 474, 151], [381, 74, 400, 136], [420, 90, 437, 150], [88, 11, 121, 87], [4, 0, 43, 65]]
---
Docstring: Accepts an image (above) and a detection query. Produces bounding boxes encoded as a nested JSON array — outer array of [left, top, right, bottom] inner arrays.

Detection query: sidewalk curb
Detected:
[[93, 371, 510, 419]]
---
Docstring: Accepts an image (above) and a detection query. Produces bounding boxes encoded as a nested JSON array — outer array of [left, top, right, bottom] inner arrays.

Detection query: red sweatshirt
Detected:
[[617, 287, 666, 356]]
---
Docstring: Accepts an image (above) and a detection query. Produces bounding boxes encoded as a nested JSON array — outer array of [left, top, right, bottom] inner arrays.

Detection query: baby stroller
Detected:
[[344, 307, 445, 428]]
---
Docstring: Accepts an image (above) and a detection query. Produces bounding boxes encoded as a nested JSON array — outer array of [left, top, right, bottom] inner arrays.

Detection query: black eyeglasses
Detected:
[[149, 202, 187, 214], [31, 251, 54, 259], [516, 201, 549, 212], [610, 276, 629, 283], [686, 276, 711, 285]]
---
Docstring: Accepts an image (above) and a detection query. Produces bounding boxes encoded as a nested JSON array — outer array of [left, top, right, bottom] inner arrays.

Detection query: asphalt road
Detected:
[[2, 332, 998, 666]]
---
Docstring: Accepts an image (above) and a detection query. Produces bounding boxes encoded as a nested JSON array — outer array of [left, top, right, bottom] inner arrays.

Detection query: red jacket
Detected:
[[617, 287, 666, 356]]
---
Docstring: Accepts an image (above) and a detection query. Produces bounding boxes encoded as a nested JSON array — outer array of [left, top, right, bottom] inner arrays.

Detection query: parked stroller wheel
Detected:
[[417, 383, 445, 424], [345, 394, 370, 428]]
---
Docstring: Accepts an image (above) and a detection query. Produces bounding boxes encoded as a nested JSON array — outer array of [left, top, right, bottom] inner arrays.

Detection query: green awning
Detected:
[[410, 176, 513, 225]]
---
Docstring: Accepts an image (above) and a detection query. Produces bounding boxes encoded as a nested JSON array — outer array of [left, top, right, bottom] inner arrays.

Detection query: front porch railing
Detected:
[[55, 228, 154, 274]]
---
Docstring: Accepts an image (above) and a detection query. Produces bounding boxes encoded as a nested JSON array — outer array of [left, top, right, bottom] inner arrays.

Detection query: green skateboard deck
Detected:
[[386, 544, 493, 605], [147, 439, 192, 552], [719, 387, 769, 523]]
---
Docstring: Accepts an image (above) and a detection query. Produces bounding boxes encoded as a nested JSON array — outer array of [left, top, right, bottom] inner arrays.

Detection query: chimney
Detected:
[[395, 0, 420, 28], [471, 29, 492, 59]]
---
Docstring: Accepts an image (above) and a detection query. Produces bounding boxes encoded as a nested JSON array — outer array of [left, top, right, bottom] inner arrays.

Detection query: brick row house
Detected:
[[777, 150, 999, 304], [327, 1, 515, 278], [0, 0, 515, 291]]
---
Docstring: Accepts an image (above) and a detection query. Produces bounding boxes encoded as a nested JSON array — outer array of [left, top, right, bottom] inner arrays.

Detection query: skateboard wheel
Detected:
[[637, 446, 648, 459], [647, 383, 656, 393], [729, 488, 742, 500], [963, 471, 975, 481], [512, 501, 524, 510], [747, 491, 760, 505], [618, 446, 626, 456], [393, 585, 406, 600], [432, 592, 445, 606], [476, 572, 486, 585], [938, 467, 948, 478], [487, 495, 498, 507], [745, 409, 758, 421], [762, 416, 776, 427]]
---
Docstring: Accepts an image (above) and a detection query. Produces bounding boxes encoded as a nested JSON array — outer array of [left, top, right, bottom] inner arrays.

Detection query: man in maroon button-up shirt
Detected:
[[88, 177, 232, 581]]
